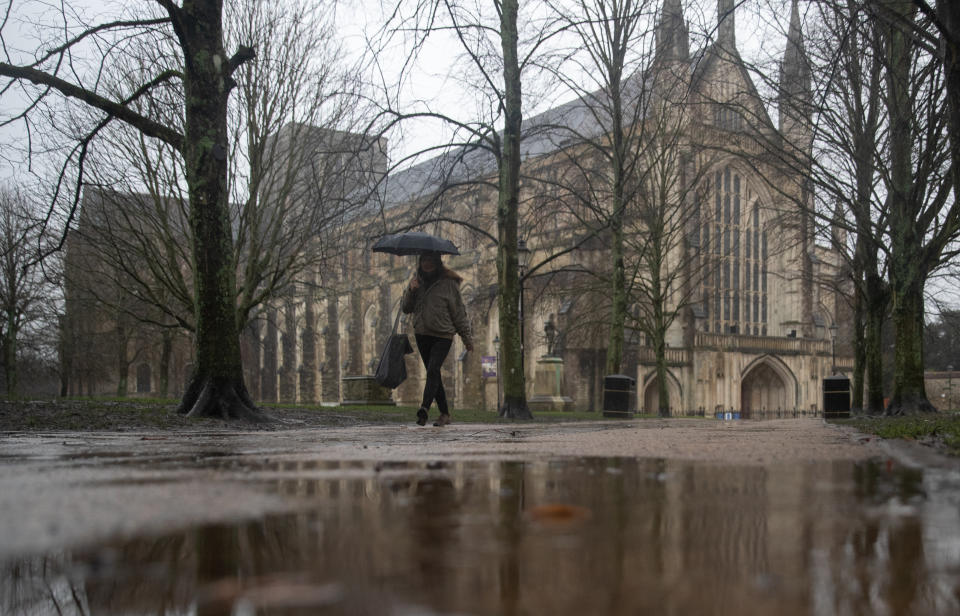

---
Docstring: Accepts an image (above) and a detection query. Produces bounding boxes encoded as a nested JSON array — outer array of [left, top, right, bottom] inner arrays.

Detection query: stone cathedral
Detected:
[[62, 0, 850, 414]]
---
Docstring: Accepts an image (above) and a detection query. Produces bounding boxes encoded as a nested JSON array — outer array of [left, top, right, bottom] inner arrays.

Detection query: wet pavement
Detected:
[[1, 419, 959, 615]]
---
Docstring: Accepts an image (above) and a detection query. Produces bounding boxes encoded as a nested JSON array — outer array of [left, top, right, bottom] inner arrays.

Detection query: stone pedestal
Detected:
[[342, 375, 396, 406], [528, 356, 574, 412]]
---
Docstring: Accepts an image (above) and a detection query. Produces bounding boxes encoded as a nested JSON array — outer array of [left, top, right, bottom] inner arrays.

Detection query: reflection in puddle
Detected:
[[2, 457, 959, 615]]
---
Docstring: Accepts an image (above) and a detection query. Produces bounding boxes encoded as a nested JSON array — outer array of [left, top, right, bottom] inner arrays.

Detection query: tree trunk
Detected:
[[939, 0, 960, 203], [884, 1, 934, 415], [115, 342, 128, 397], [655, 338, 669, 417], [650, 258, 670, 417], [864, 272, 887, 414], [496, 0, 530, 419], [174, 0, 268, 421], [605, 69, 627, 375], [606, 213, 626, 375], [851, 280, 866, 412], [887, 275, 934, 414], [159, 330, 173, 397], [3, 322, 16, 397]]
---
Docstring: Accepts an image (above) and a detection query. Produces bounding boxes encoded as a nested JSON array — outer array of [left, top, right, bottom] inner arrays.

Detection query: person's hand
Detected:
[[409, 276, 420, 291]]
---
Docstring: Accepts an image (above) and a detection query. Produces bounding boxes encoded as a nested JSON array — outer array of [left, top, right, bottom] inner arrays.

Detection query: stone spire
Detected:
[[778, 0, 812, 142], [777, 0, 814, 338], [656, 0, 689, 63], [717, 0, 736, 50]]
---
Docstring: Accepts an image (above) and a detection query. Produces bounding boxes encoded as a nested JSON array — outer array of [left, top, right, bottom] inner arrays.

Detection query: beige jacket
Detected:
[[401, 270, 473, 348]]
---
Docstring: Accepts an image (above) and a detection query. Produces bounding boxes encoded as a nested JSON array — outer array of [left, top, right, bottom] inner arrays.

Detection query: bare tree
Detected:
[[786, 0, 958, 415], [0, 1, 309, 420], [541, 0, 713, 415], [69, 0, 373, 360], [373, 0, 565, 419], [0, 187, 58, 397], [544, 0, 655, 378], [875, 0, 957, 415], [792, 0, 890, 414], [911, 1, 960, 204]]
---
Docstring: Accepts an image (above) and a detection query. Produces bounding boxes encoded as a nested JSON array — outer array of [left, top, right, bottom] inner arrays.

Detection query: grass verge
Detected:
[[832, 414, 960, 457], [0, 398, 610, 432]]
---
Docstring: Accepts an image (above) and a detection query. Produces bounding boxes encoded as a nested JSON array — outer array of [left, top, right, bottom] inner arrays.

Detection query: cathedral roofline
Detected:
[[379, 0, 799, 210]]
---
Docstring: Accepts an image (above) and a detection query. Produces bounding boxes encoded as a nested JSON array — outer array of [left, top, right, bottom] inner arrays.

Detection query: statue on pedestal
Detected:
[[544, 314, 557, 357], [529, 314, 573, 412]]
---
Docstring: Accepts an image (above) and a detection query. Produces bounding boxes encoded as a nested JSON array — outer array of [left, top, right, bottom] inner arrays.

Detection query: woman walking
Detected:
[[401, 251, 473, 426]]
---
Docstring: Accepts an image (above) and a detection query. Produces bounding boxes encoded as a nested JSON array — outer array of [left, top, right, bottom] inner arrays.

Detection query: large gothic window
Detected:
[[697, 166, 768, 335]]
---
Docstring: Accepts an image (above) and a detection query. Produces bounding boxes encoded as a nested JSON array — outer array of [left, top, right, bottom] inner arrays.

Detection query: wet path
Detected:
[[1, 420, 958, 615]]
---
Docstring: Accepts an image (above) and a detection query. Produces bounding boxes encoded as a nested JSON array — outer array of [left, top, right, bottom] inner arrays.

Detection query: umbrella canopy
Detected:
[[371, 231, 460, 256]]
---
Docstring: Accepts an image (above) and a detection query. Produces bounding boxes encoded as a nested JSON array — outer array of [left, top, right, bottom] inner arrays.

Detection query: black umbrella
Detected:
[[371, 231, 460, 256]]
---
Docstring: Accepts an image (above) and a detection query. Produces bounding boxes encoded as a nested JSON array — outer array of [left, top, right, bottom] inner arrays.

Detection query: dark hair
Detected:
[[417, 252, 444, 282]]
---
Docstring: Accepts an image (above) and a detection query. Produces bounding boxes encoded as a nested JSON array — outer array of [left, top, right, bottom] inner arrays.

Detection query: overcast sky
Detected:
[[0, 0, 794, 179], [1, 0, 956, 311]]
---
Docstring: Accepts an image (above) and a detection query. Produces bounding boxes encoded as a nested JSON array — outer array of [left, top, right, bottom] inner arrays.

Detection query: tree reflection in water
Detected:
[[1, 457, 958, 615]]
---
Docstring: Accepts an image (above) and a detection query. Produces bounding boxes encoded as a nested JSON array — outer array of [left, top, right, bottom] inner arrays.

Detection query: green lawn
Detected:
[[1, 397, 615, 432], [266, 403, 617, 425], [832, 413, 960, 457]]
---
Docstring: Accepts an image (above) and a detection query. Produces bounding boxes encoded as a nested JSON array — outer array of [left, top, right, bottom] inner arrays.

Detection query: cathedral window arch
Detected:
[[714, 105, 743, 132], [697, 164, 768, 336]]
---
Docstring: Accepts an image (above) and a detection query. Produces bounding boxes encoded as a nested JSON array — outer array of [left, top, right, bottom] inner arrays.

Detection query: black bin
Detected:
[[823, 375, 851, 418], [603, 374, 635, 418]]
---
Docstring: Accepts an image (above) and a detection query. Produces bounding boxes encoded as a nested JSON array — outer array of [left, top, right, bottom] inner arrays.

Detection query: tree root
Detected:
[[885, 393, 938, 416], [498, 397, 533, 420], [176, 376, 274, 423]]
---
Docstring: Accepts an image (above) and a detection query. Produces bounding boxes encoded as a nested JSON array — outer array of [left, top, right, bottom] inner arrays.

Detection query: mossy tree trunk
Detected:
[[883, 1, 935, 416], [0, 0, 261, 419], [650, 234, 671, 417], [159, 329, 173, 398], [654, 335, 669, 416], [606, 207, 627, 375], [496, 0, 530, 419], [887, 274, 934, 414], [115, 320, 129, 397], [172, 0, 265, 420], [2, 314, 16, 397], [605, 65, 627, 376], [851, 279, 866, 412], [849, 18, 885, 414], [863, 272, 888, 414]]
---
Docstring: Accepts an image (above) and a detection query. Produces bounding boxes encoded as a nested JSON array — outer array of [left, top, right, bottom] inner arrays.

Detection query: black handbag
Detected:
[[374, 308, 414, 389]]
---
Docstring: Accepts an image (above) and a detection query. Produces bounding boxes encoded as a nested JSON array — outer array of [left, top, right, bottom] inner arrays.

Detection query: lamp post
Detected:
[[828, 323, 838, 375], [493, 335, 501, 412], [517, 239, 531, 379]]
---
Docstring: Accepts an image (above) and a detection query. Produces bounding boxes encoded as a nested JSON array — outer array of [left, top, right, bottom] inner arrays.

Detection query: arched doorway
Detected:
[[741, 360, 791, 413], [642, 371, 683, 416]]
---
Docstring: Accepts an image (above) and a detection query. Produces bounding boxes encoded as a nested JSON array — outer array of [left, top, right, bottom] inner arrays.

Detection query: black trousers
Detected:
[[415, 334, 452, 415]]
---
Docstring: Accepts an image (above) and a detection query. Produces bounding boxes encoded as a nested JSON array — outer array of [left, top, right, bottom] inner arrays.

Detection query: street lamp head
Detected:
[[517, 239, 530, 273], [828, 323, 838, 339], [493, 335, 500, 353]]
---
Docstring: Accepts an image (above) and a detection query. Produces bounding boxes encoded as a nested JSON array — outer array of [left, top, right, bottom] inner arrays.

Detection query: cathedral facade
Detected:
[[62, 0, 851, 414], [238, 0, 848, 414]]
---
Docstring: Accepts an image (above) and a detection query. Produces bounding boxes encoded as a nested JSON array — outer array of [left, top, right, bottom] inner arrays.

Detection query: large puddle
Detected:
[[2, 456, 959, 615]]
